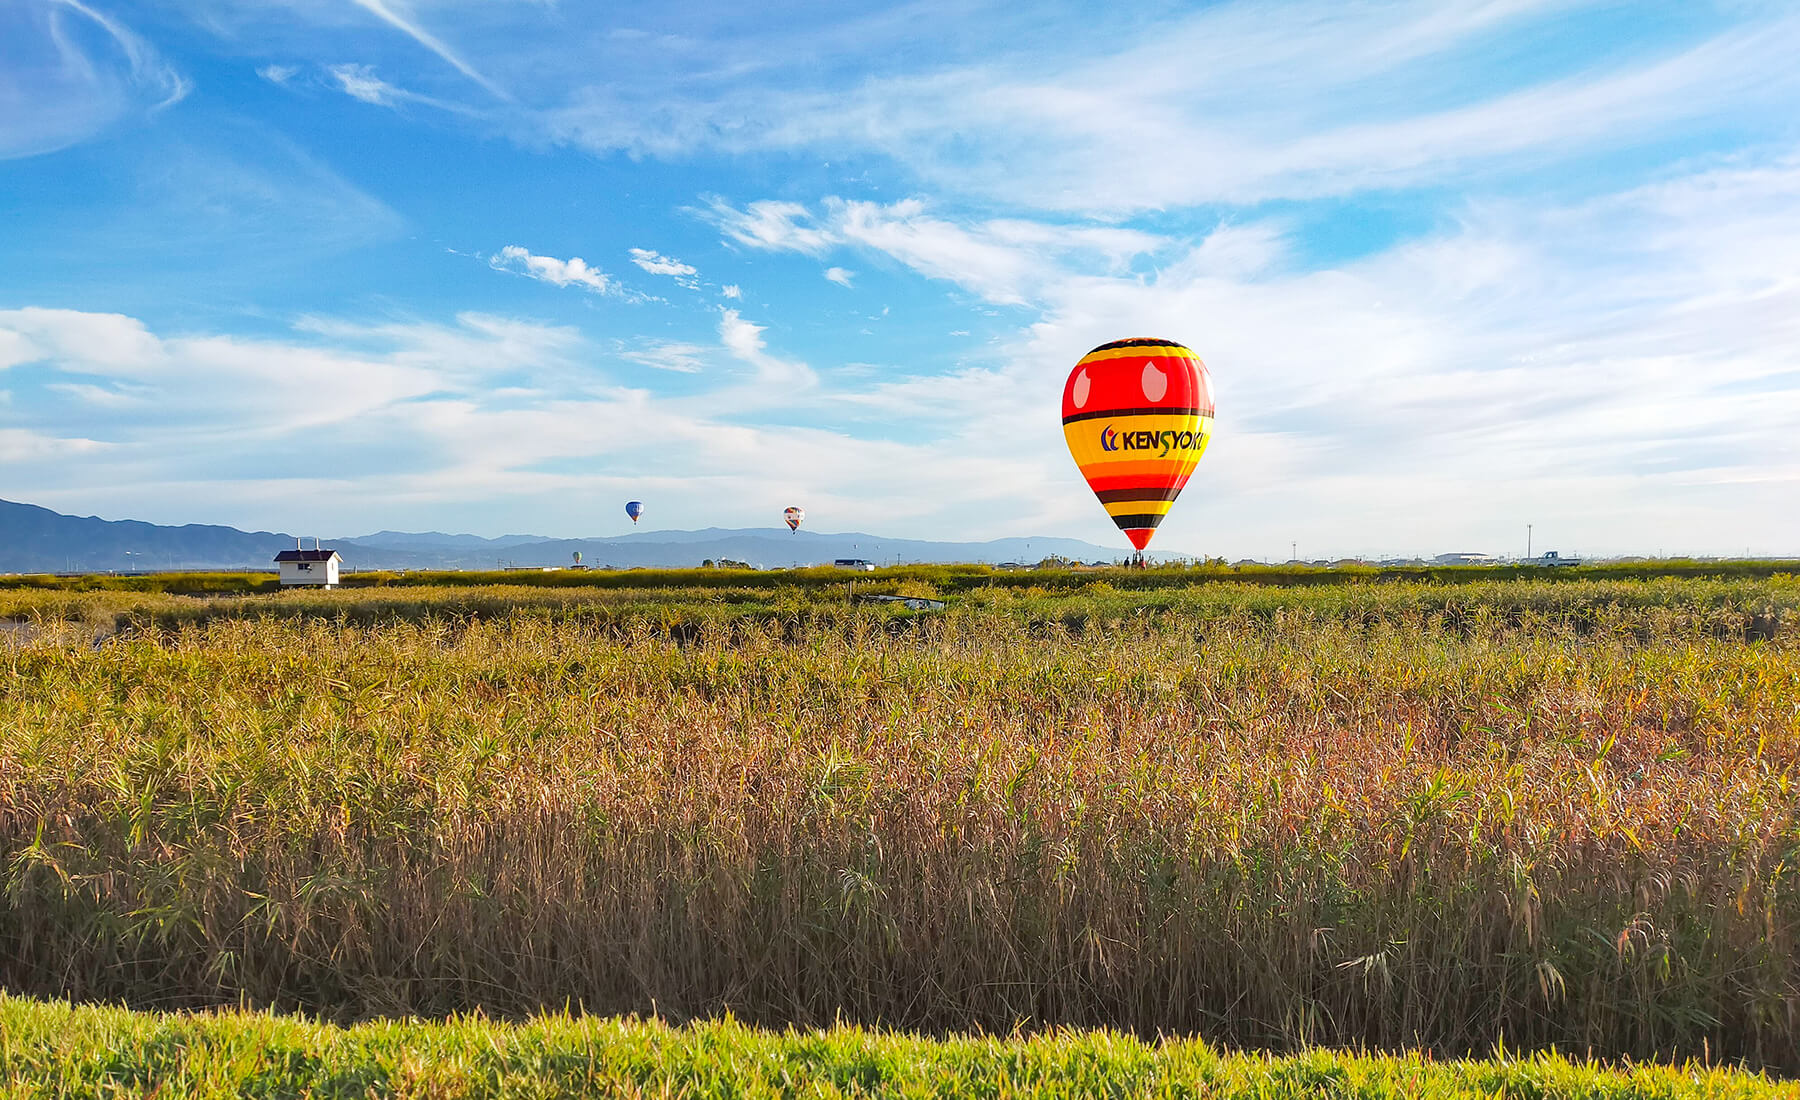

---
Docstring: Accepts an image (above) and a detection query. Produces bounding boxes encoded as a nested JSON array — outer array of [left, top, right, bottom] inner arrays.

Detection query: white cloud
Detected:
[[489, 244, 613, 293], [720, 284, 742, 300], [0, 427, 112, 462], [824, 266, 854, 288], [0, 308, 163, 370], [627, 248, 697, 277], [0, 327, 43, 370], [257, 63, 299, 85]]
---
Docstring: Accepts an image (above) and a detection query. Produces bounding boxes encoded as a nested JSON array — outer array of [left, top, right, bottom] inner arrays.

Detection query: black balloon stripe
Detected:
[[1086, 337, 1193, 353], [1109, 513, 1167, 530], [1094, 488, 1182, 503], [1062, 406, 1208, 425]]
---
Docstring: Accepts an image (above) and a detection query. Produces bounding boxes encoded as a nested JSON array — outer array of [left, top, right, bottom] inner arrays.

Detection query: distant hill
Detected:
[[0, 499, 299, 573], [0, 499, 1141, 573]]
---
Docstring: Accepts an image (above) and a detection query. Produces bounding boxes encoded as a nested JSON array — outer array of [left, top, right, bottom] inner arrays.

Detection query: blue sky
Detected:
[[2, 0, 1798, 558]]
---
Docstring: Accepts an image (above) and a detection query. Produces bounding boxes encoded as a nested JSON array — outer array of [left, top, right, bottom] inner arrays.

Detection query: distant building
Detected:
[[274, 543, 341, 588], [1434, 552, 1498, 565], [834, 558, 876, 571]]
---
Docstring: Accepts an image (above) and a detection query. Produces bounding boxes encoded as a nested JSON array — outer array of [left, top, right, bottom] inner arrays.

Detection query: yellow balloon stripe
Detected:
[[1075, 344, 1200, 365], [1103, 499, 1176, 518]]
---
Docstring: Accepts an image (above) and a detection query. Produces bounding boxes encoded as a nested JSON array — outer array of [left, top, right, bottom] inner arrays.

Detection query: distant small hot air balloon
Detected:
[[784, 506, 805, 533], [625, 501, 644, 524], [1062, 338, 1214, 552]]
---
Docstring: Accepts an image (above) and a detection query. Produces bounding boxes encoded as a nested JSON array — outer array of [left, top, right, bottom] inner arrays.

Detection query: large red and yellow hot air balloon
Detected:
[[1061, 338, 1214, 551]]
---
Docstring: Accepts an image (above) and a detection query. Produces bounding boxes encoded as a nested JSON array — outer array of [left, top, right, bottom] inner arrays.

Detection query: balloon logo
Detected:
[[625, 500, 644, 524], [1061, 337, 1214, 551], [784, 506, 805, 532]]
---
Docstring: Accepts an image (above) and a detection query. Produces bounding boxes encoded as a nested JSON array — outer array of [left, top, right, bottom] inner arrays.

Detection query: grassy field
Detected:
[[5, 995, 1796, 1100], [2, 576, 1798, 1075], [6, 556, 1800, 598]]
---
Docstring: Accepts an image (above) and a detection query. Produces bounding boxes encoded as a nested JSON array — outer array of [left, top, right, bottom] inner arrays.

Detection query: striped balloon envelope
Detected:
[[1061, 338, 1215, 551]]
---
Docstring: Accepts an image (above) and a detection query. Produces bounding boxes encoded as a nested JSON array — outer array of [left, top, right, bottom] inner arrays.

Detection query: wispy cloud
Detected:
[[2, 0, 189, 158], [330, 63, 399, 105], [489, 245, 612, 293], [325, 63, 476, 114], [542, 3, 1800, 211], [619, 340, 708, 374], [345, 0, 510, 101], [717, 308, 815, 390], [46, 381, 146, 407], [627, 248, 696, 277], [706, 196, 1167, 305], [256, 63, 299, 85], [53, 0, 189, 110], [627, 248, 700, 290], [824, 266, 854, 288]]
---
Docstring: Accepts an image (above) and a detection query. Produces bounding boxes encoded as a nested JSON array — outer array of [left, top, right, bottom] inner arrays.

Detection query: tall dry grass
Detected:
[[2, 580, 1797, 1069]]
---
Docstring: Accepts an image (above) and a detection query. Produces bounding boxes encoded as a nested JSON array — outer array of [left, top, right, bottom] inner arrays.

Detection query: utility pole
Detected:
[[1291, 540, 1297, 562], [1527, 524, 1532, 561]]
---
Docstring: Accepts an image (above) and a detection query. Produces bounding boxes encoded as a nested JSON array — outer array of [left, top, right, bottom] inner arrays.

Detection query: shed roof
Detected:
[[274, 549, 340, 562]]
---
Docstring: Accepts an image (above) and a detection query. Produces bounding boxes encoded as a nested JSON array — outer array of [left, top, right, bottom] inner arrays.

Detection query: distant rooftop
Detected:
[[274, 548, 339, 562]]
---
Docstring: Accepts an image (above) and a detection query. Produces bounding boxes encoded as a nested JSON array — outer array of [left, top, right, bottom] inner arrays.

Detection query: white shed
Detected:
[[274, 545, 342, 588]]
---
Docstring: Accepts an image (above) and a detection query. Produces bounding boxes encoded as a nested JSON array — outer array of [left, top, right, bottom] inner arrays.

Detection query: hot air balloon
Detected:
[[1062, 338, 1214, 552], [625, 501, 644, 524], [784, 506, 805, 532]]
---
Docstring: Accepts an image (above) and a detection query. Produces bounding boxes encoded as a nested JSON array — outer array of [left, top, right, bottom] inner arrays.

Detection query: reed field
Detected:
[[2, 574, 1798, 1077]]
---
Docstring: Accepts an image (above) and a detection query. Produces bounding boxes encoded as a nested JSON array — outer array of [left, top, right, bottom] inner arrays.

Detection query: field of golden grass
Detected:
[[2, 577, 1796, 1070]]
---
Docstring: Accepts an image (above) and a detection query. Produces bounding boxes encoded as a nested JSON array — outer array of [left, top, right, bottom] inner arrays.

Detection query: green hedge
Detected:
[[5, 558, 1797, 598]]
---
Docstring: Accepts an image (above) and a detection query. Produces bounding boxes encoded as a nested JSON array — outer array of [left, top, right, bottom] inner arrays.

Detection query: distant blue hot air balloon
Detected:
[[625, 501, 644, 524]]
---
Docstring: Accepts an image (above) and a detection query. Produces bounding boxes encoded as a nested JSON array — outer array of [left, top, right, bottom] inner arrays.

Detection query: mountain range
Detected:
[[0, 499, 1141, 573]]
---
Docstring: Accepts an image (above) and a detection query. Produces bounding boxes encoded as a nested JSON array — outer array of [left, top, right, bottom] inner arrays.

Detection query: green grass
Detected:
[[4, 995, 1794, 1099]]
